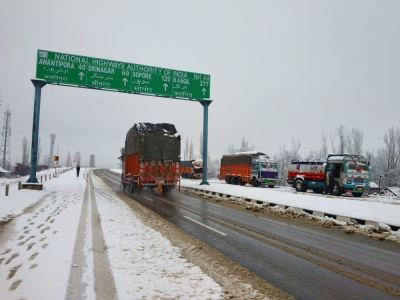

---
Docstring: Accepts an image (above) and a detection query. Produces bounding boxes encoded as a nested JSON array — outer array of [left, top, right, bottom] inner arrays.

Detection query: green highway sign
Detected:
[[35, 50, 210, 100]]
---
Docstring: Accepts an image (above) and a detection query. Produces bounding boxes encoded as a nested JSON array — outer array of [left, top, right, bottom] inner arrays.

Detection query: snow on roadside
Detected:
[[91, 175, 223, 299]]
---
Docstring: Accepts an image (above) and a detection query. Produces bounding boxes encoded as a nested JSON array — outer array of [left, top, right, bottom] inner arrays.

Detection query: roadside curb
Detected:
[[183, 186, 400, 232]]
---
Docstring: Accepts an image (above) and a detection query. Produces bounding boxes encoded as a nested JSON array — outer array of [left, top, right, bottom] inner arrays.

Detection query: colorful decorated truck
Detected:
[[220, 151, 278, 187], [120, 122, 181, 195], [287, 154, 370, 197], [180, 159, 203, 179]]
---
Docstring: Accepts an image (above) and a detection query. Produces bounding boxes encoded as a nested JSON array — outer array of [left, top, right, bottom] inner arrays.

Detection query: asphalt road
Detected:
[[96, 170, 400, 300]]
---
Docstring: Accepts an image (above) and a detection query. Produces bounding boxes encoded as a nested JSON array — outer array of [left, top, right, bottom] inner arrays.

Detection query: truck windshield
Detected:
[[345, 161, 369, 172], [261, 162, 277, 170]]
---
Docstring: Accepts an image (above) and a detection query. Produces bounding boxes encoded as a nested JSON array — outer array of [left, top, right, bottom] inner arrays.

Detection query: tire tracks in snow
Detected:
[[66, 171, 117, 300]]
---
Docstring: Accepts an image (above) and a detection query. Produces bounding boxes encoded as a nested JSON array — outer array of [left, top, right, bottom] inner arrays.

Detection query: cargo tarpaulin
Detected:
[[125, 122, 181, 161]]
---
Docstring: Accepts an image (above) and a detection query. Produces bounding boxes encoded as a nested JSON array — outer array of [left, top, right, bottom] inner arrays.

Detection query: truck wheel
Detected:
[[231, 176, 237, 185], [332, 181, 341, 196], [251, 177, 258, 187], [294, 179, 304, 192], [225, 176, 230, 184], [162, 185, 173, 193], [238, 176, 243, 186]]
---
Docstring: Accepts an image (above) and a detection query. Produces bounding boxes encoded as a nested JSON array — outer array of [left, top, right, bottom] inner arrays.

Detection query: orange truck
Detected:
[[220, 151, 278, 187], [120, 122, 181, 195], [180, 159, 203, 179]]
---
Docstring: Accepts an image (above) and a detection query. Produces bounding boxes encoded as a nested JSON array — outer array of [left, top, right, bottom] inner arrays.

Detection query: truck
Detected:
[[180, 159, 203, 179], [286, 154, 370, 197], [120, 122, 181, 195], [220, 151, 278, 187]]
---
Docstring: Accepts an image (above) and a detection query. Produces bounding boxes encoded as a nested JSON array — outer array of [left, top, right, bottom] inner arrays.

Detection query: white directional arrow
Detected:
[[163, 83, 168, 91], [79, 72, 85, 80], [202, 88, 206, 96], [122, 78, 128, 86]]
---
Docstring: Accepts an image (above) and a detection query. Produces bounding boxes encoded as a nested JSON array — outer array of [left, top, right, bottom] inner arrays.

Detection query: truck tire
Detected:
[[294, 179, 304, 192], [332, 181, 341, 196], [238, 176, 243, 186], [251, 177, 258, 187], [162, 185, 173, 193], [225, 176, 230, 184], [231, 176, 237, 185]]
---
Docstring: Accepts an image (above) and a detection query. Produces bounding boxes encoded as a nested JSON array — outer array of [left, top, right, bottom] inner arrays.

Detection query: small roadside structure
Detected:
[[369, 182, 380, 194]]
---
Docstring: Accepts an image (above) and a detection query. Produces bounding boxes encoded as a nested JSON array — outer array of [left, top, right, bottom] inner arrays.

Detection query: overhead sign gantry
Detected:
[[27, 50, 212, 186]]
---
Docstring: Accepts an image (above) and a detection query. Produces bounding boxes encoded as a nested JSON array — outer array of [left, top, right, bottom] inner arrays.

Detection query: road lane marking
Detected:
[[184, 216, 227, 236], [142, 196, 153, 202], [155, 197, 173, 204]]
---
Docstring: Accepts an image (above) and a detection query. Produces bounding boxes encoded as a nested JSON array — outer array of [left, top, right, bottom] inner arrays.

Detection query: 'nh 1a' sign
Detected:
[[35, 50, 211, 100]]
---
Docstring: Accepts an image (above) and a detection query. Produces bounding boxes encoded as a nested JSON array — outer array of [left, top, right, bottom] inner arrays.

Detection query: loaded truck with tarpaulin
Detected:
[[220, 151, 278, 187], [180, 159, 203, 179], [120, 122, 181, 195], [286, 154, 370, 197]]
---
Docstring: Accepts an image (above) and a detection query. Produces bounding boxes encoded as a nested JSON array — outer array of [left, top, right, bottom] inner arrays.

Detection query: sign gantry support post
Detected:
[[200, 100, 212, 185], [27, 79, 46, 183]]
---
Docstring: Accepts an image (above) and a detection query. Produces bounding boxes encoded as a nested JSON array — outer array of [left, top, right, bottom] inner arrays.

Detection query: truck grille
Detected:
[[353, 178, 364, 184]]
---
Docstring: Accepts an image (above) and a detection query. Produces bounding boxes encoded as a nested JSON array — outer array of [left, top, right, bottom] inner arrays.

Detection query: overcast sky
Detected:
[[1, 1, 399, 168]]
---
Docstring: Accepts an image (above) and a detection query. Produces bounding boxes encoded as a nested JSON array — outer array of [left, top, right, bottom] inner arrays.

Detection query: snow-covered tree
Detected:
[[66, 151, 71, 167], [22, 137, 29, 165], [199, 131, 203, 158], [189, 140, 194, 160]]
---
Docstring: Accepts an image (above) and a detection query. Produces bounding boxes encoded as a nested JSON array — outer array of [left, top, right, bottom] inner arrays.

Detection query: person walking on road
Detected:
[[76, 164, 80, 177]]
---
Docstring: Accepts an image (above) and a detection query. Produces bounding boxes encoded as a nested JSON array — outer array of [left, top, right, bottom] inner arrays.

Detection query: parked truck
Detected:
[[120, 122, 181, 195], [180, 159, 203, 179], [220, 151, 278, 187], [286, 154, 370, 197]]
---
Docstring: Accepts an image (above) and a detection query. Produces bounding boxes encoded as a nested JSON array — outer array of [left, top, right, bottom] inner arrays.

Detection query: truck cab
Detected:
[[325, 154, 370, 197]]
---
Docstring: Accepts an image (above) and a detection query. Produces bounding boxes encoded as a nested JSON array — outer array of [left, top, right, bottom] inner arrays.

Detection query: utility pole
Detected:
[[0, 107, 12, 170]]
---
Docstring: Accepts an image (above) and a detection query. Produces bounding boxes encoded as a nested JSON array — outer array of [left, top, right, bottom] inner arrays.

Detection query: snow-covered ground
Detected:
[[0, 168, 222, 299], [176, 178, 400, 228], [1, 168, 399, 299]]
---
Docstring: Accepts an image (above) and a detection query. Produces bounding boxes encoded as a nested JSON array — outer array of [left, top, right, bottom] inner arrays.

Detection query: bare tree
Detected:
[[383, 126, 400, 179], [66, 150, 71, 167], [351, 127, 363, 155], [43, 152, 48, 166], [189, 140, 194, 160], [275, 144, 291, 186], [238, 137, 255, 152], [290, 137, 301, 159], [22, 137, 29, 165], [335, 124, 346, 154], [321, 132, 328, 159], [199, 131, 203, 158], [74, 151, 82, 165], [37, 137, 42, 166], [346, 133, 353, 154], [184, 138, 189, 160], [227, 143, 236, 154], [328, 133, 336, 154]]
